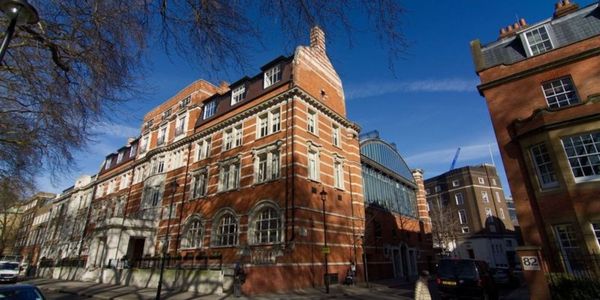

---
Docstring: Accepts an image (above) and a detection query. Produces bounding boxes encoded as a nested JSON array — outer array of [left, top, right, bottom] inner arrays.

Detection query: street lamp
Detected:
[[156, 180, 178, 300], [0, 0, 39, 62], [320, 188, 329, 294]]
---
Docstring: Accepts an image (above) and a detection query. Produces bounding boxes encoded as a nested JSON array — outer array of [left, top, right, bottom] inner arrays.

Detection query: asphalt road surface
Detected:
[[39, 290, 81, 300]]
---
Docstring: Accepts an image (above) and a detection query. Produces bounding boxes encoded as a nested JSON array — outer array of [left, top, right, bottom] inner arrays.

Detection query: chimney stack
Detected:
[[554, 0, 579, 18], [310, 26, 326, 54], [499, 18, 528, 39]]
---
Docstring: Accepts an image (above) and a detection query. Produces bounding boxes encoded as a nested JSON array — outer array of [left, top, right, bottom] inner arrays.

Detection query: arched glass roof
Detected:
[[360, 138, 415, 184]]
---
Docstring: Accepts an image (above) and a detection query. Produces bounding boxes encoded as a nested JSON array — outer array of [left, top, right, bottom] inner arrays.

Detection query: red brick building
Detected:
[[471, 1, 600, 297], [82, 27, 366, 295]]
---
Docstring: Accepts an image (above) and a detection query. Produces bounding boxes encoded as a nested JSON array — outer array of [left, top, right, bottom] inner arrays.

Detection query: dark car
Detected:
[[436, 259, 498, 300], [0, 284, 45, 300]]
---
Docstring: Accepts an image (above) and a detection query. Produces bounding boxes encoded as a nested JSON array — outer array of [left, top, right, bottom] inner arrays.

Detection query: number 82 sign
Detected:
[[521, 256, 541, 271]]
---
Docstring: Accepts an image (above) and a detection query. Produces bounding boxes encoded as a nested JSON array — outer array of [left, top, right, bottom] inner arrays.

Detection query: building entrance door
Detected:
[[392, 249, 402, 278], [126, 237, 145, 261]]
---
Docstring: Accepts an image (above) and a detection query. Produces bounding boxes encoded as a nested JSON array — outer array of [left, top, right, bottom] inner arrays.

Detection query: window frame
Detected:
[[530, 142, 559, 189], [218, 157, 241, 192], [307, 149, 320, 181], [196, 137, 211, 161], [203, 100, 217, 120], [561, 131, 600, 182], [263, 64, 282, 89], [523, 24, 554, 57], [250, 205, 282, 245], [183, 218, 204, 249], [334, 159, 344, 189], [458, 209, 468, 224], [254, 146, 281, 184], [482, 191, 489, 203], [212, 212, 238, 247], [231, 85, 246, 105], [455, 192, 464, 205], [222, 124, 243, 151], [332, 123, 341, 147], [541, 76, 580, 109], [256, 107, 281, 139], [307, 109, 318, 135], [175, 113, 187, 137], [191, 168, 209, 199]]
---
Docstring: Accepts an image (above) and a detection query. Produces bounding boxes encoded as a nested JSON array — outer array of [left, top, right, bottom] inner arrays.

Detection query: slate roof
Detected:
[[480, 3, 600, 69]]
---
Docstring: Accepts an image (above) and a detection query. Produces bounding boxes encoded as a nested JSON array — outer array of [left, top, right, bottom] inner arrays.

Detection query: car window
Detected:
[[0, 263, 19, 270], [0, 288, 44, 300], [438, 260, 478, 279]]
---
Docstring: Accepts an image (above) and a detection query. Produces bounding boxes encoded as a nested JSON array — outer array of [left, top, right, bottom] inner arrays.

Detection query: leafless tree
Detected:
[[0, 0, 406, 191], [429, 198, 461, 255], [0, 179, 22, 254]]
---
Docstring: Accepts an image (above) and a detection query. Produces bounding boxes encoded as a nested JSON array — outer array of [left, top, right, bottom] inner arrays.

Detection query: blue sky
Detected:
[[37, 0, 596, 195]]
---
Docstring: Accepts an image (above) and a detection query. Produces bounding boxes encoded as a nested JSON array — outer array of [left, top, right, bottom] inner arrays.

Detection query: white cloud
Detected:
[[346, 78, 479, 100], [94, 122, 140, 139], [405, 143, 499, 169]]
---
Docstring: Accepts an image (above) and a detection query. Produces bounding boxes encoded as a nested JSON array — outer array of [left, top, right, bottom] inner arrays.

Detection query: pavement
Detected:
[[23, 278, 529, 300]]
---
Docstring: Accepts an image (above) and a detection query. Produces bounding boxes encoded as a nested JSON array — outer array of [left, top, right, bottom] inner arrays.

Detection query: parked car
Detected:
[[491, 267, 520, 287], [436, 258, 498, 300], [0, 262, 20, 284], [0, 284, 45, 300]]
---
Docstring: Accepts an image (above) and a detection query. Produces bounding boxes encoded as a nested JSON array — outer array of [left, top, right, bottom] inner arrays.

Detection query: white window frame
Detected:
[[482, 191, 489, 203], [250, 206, 282, 245], [530, 143, 559, 189], [561, 131, 600, 182], [499, 209, 506, 220], [256, 107, 281, 138], [213, 212, 238, 247], [116, 152, 124, 164], [129, 144, 137, 158], [175, 113, 187, 137], [253, 144, 281, 184], [183, 218, 204, 249], [157, 125, 167, 146], [218, 157, 241, 192], [485, 208, 493, 218], [455, 192, 464, 205], [140, 135, 149, 154], [263, 64, 282, 89], [307, 149, 320, 181], [231, 85, 246, 105], [434, 185, 441, 193], [541, 77, 580, 109], [191, 169, 208, 199], [334, 159, 344, 189], [222, 124, 243, 151], [203, 100, 217, 120], [452, 180, 460, 187], [104, 158, 112, 170], [307, 109, 318, 134], [523, 25, 554, 57], [458, 209, 467, 224], [478, 177, 485, 184], [196, 137, 211, 161], [332, 124, 340, 147], [461, 226, 470, 234], [591, 223, 600, 250]]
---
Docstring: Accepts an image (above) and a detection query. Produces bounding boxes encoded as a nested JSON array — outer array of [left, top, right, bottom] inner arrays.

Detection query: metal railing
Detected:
[[546, 253, 600, 299], [124, 254, 223, 270], [57, 257, 87, 267]]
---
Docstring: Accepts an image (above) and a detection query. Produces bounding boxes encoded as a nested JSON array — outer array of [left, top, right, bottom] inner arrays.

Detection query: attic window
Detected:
[[263, 65, 282, 89], [524, 25, 554, 56], [162, 108, 172, 120], [231, 85, 246, 105], [203, 100, 217, 120]]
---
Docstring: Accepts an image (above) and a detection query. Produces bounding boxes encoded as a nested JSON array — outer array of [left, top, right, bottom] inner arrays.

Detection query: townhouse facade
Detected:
[[471, 0, 600, 296], [13, 192, 55, 264], [425, 165, 517, 268]]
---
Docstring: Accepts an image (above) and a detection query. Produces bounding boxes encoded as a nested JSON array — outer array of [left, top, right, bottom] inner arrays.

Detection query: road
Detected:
[[39, 290, 81, 300]]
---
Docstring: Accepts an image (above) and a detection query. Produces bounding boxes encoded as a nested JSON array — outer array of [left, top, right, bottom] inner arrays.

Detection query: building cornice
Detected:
[[477, 46, 600, 96]]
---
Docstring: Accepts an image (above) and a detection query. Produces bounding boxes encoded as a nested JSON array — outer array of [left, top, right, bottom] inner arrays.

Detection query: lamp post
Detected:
[[320, 188, 329, 294], [156, 180, 178, 300], [0, 0, 39, 63]]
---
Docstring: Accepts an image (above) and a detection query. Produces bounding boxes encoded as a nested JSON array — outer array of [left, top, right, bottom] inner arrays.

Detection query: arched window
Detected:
[[184, 219, 203, 248], [252, 207, 281, 244], [213, 212, 238, 246]]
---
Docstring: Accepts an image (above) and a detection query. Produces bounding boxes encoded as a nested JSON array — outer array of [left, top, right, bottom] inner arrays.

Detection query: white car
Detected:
[[0, 261, 20, 283]]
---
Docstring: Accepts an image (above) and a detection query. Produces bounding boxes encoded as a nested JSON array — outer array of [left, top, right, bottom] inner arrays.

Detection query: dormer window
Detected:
[[523, 25, 553, 56], [104, 158, 112, 170], [144, 120, 153, 131], [116, 152, 124, 164], [203, 100, 217, 120], [263, 65, 282, 89], [231, 85, 246, 105]]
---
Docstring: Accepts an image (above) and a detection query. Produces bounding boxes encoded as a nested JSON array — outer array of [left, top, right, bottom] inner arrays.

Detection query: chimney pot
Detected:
[[520, 18, 527, 26], [514, 22, 520, 29], [507, 25, 513, 31]]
